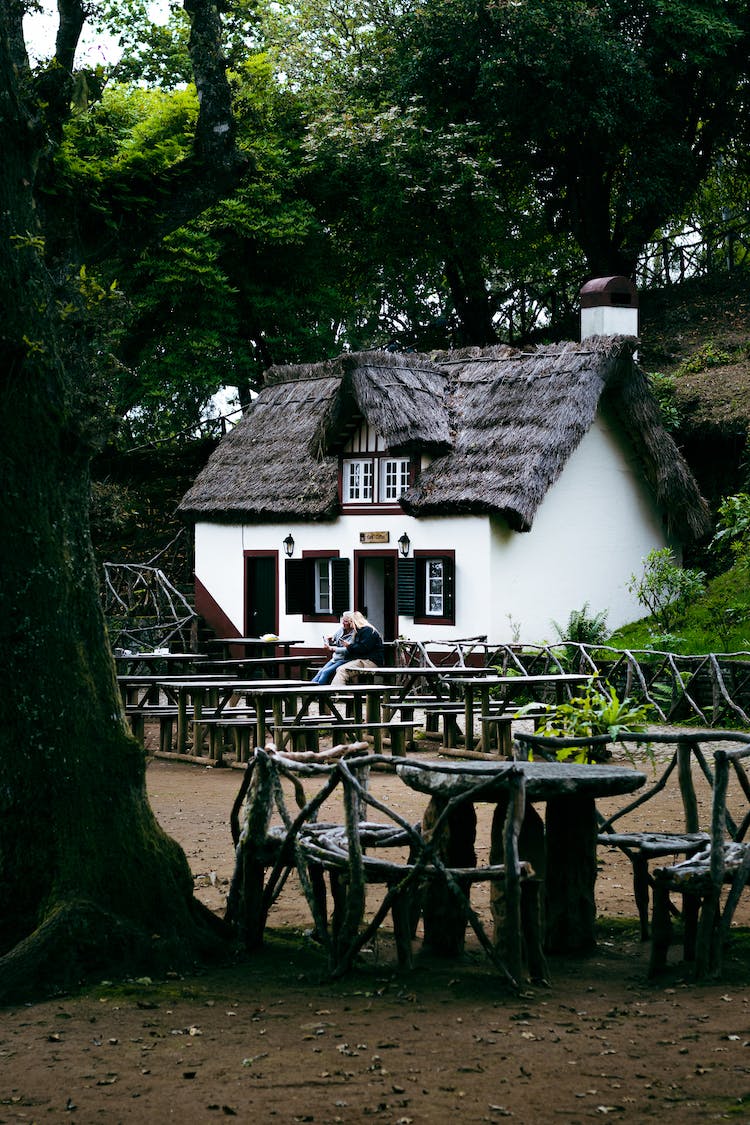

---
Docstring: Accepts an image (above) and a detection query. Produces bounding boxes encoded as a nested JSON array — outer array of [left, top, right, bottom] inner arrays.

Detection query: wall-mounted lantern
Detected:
[[283, 532, 295, 558], [398, 531, 411, 558]]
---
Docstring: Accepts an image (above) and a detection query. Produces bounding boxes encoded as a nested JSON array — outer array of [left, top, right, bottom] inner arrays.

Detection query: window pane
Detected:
[[314, 559, 332, 613], [380, 458, 410, 501], [344, 459, 374, 502], [425, 559, 444, 615]]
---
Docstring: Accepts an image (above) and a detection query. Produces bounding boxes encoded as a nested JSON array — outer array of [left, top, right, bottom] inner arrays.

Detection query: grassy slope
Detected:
[[589, 270, 750, 654]]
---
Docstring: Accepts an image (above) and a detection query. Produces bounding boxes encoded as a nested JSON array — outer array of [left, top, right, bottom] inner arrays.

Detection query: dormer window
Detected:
[[342, 456, 411, 506]]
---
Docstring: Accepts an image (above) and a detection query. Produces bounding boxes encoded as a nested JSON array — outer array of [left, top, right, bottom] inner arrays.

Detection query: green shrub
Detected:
[[627, 548, 706, 632]]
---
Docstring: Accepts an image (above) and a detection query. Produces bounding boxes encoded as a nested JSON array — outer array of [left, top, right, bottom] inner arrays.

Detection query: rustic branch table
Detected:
[[396, 758, 646, 955]]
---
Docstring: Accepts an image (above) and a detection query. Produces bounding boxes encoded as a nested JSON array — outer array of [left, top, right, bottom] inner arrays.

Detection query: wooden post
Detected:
[[544, 794, 598, 953]]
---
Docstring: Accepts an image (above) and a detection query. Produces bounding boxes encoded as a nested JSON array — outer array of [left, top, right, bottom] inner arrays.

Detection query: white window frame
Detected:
[[425, 558, 445, 616], [314, 557, 333, 614], [343, 458, 374, 502], [342, 455, 410, 505], [379, 457, 411, 502]]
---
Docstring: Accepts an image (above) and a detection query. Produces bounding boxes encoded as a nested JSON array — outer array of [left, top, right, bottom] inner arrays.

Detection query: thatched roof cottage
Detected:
[[180, 329, 710, 647]]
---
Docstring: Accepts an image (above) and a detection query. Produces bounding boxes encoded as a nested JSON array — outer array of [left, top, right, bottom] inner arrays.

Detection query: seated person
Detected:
[[330, 611, 385, 686], [311, 613, 355, 684]]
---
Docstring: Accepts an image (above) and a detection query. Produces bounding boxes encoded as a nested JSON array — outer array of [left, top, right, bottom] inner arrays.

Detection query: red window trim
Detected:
[[413, 549, 456, 627]]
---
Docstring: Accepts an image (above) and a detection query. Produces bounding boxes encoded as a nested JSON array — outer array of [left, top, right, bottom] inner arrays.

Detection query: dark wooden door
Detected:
[[244, 554, 277, 636]]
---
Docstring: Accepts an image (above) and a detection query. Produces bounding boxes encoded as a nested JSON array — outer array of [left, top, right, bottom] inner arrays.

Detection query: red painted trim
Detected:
[[342, 505, 405, 516], [194, 577, 239, 639]]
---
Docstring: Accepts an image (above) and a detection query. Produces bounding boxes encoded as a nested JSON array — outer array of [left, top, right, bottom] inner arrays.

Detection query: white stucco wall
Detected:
[[193, 408, 671, 646], [194, 513, 491, 643], [487, 410, 669, 642]]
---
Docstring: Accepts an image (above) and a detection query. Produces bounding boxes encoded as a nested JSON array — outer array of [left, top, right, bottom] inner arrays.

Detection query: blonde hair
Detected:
[[348, 610, 369, 630]]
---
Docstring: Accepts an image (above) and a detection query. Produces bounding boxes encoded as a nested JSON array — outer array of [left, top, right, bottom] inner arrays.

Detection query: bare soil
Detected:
[[3, 749, 750, 1125]]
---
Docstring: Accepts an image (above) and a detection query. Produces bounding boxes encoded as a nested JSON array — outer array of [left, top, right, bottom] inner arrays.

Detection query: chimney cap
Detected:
[[580, 275, 638, 309]]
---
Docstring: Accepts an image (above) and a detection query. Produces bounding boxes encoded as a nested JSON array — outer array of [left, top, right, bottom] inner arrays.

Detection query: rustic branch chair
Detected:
[[226, 744, 541, 989], [650, 741, 750, 978], [517, 729, 750, 943]]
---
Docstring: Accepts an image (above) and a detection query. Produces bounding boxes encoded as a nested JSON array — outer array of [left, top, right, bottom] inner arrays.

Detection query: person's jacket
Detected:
[[346, 625, 385, 666]]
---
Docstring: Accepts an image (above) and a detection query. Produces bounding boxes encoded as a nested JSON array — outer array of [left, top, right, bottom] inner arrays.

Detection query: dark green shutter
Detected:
[[397, 558, 416, 615], [285, 559, 313, 614], [331, 558, 350, 615]]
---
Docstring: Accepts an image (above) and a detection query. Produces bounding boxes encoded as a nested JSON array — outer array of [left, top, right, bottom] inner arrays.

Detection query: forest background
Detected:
[[78, 0, 750, 651], [4, 0, 750, 1002]]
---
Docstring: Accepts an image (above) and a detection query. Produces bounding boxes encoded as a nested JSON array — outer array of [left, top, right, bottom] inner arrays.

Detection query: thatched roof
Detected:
[[179, 339, 711, 543], [406, 338, 711, 543], [178, 351, 451, 523]]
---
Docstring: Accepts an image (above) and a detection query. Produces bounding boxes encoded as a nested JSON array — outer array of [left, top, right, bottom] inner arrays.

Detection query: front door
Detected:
[[356, 552, 397, 641], [244, 553, 278, 636]]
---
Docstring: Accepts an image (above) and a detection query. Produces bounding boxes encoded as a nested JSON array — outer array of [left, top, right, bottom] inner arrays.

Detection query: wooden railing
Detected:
[[392, 639, 750, 728]]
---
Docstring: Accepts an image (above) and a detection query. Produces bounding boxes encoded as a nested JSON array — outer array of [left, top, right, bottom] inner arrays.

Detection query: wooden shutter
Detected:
[[442, 555, 455, 618], [331, 558, 350, 615], [397, 558, 416, 615], [285, 558, 313, 614]]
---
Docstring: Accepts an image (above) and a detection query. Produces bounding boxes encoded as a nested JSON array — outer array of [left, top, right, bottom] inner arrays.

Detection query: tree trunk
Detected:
[[0, 0, 233, 1004]]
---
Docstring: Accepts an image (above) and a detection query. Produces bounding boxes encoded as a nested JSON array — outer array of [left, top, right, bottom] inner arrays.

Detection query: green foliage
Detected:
[[552, 603, 609, 646], [627, 548, 706, 632], [646, 371, 682, 431], [522, 682, 653, 763], [674, 340, 738, 377], [711, 492, 750, 552]]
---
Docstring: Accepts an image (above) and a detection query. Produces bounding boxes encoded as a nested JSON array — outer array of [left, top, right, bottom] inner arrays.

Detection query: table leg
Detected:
[[253, 694, 267, 747], [478, 686, 492, 754], [175, 688, 190, 755], [544, 794, 598, 953], [489, 800, 548, 981], [421, 796, 477, 956], [463, 690, 475, 750]]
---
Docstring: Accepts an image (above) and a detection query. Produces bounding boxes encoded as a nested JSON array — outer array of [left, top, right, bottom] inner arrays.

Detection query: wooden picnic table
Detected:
[[357, 668, 591, 753], [397, 757, 646, 955], [204, 655, 319, 679], [207, 636, 304, 658], [444, 672, 592, 754], [114, 651, 210, 675], [117, 673, 229, 708], [157, 678, 398, 756]]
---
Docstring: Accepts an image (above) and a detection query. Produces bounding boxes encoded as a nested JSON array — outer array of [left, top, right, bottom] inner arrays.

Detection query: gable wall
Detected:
[[487, 411, 670, 641]]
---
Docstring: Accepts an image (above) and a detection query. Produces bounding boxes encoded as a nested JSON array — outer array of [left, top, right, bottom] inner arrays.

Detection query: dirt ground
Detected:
[[3, 746, 750, 1125]]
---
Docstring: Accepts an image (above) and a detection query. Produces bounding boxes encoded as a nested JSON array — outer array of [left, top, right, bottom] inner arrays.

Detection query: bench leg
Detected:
[[649, 878, 672, 976], [159, 716, 174, 754], [632, 854, 651, 941], [390, 727, 406, 757]]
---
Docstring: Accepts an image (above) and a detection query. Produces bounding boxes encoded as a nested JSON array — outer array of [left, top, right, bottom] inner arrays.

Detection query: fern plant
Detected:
[[518, 681, 653, 763]]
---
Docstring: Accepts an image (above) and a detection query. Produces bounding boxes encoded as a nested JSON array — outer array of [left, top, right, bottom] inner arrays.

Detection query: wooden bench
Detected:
[[277, 719, 415, 756], [193, 712, 265, 764], [649, 740, 750, 978], [125, 705, 182, 754]]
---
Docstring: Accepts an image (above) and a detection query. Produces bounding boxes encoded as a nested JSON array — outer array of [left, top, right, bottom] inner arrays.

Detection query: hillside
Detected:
[[639, 270, 750, 509]]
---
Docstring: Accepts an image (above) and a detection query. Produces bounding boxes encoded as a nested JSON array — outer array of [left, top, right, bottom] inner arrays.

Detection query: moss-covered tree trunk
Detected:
[[0, 0, 241, 1003]]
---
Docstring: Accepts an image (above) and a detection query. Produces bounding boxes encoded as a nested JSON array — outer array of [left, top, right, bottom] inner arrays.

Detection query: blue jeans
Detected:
[[312, 656, 348, 684]]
